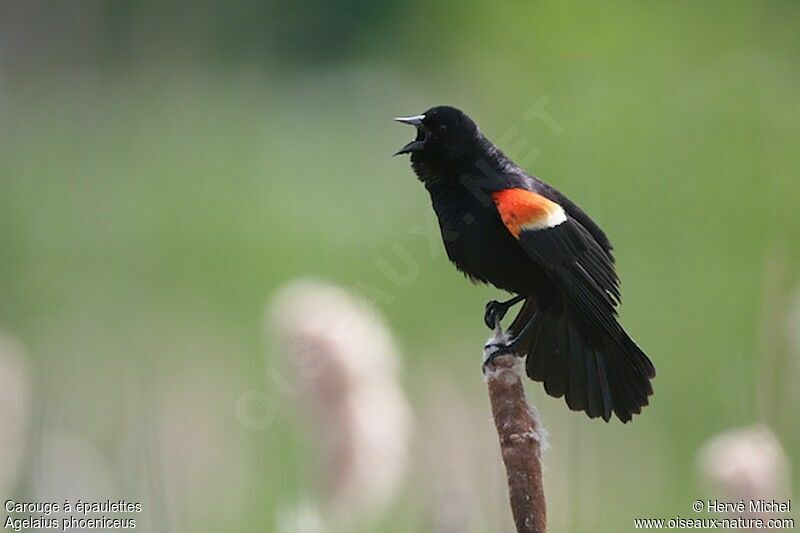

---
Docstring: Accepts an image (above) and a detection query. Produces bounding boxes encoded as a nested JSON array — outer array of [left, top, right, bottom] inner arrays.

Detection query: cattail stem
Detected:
[[484, 339, 547, 533]]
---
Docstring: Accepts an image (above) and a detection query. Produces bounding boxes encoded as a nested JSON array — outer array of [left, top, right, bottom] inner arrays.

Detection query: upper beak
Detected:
[[394, 114, 425, 126], [394, 114, 426, 155]]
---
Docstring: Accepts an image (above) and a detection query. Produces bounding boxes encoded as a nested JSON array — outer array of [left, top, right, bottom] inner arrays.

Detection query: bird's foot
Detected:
[[484, 300, 508, 329], [482, 341, 516, 373], [484, 295, 525, 330], [482, 315, 523, 373], [482, 296, 532, 373]]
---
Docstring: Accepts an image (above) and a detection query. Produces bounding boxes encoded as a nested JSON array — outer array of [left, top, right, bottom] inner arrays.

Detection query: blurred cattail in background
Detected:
[[0, 333, 31, 496], [33, 431, 116, 507], [782, 283, 800, 434], [266, 280, 412, 531], [695, 255, 797, 528], [697, 425, 791, 518], [417, 381, 510, 533], [756, 251, 800, 439], [156, 363, 252, 530], [786, 284, 800, 357]]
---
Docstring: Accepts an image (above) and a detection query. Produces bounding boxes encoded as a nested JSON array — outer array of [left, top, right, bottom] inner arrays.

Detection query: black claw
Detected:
[[483, 295, 525, 330], [481, 301, 539, 374], [484, 300, 504, 329]]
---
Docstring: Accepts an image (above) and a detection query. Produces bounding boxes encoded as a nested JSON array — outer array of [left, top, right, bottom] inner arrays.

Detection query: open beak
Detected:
[[393, 114, 426, 156]]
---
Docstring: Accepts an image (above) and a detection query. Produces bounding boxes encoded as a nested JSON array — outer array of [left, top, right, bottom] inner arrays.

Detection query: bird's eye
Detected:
[[436, 125, 447, 136]]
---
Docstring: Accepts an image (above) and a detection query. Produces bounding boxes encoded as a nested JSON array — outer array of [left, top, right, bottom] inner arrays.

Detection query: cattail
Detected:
[[266, 280, 412, 529], [786, 285, 800, 356], [156, 363, 251, 530], [418, 381, 510, 533], [785, 284, 800, 421], [276, 500, 324, 533], [0, 333, 31, 495], [697, 424, 791, 516], [32, 431, 115, 504]]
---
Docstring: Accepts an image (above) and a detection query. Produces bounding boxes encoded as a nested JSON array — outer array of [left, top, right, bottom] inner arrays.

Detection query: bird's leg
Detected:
[[484, 294, 526, 329], [482, 309, 540, 373]]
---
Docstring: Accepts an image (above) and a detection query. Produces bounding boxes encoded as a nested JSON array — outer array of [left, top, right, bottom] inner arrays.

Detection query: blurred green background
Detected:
[[1, 1, 799, 531]]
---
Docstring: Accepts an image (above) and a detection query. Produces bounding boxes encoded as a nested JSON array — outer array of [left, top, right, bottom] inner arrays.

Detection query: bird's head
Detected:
[[394, 106, 480, 165]]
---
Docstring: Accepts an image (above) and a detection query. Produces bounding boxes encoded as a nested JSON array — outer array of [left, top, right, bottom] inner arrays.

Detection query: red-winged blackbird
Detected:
[[395, 105, 655, 422]]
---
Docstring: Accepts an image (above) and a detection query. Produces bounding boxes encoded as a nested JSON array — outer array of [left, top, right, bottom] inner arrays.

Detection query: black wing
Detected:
[[520, 216, 621, 312], [534, 179, 615, 262], [492, 187, 655, 421]]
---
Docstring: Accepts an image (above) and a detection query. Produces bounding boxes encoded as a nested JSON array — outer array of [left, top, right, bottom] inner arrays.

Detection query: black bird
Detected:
[[394, 105, 655, 422]]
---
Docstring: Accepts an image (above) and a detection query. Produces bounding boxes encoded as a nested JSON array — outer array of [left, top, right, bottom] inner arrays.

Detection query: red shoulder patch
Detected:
[[491, 189, 566, 237]]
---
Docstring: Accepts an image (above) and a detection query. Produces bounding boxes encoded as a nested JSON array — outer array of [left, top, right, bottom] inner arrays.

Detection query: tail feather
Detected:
[[544, 320, 568, 399], [593, 350, 614, 421], [565, 325, 587, 412], [511, 297, 655, 423], [582, 345, 605, 419], [603, 341, 642, 421]]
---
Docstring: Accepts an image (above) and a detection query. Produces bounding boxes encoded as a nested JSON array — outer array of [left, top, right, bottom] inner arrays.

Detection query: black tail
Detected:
[[509, 297, 655, 422]]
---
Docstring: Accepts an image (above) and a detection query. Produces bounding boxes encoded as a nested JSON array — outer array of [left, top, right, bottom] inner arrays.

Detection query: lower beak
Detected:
[[393, 139, 425, 156]]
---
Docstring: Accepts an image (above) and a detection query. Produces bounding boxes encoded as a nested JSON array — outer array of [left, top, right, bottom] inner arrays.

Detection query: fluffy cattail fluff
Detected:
[[266, 280, 412, 530], [0, 333, 31, 496], [697, 425, 791, 515]]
